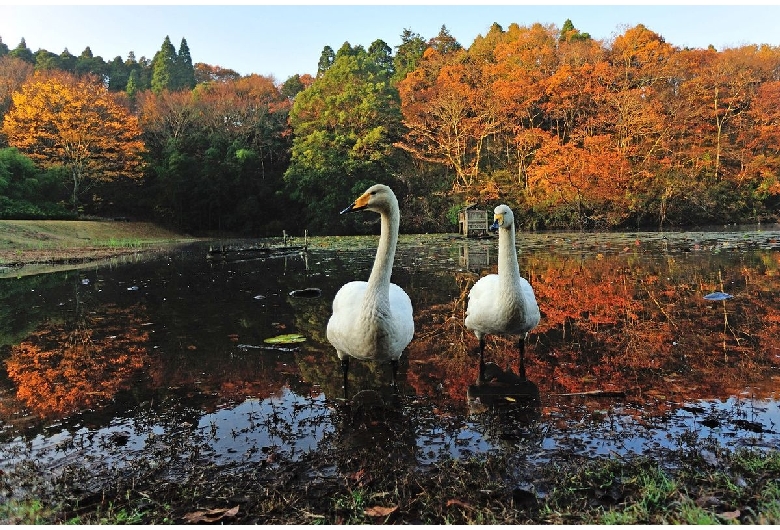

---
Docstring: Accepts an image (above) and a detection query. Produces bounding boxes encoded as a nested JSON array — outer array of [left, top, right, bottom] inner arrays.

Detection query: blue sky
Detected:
[[3, 3, 780, 83]]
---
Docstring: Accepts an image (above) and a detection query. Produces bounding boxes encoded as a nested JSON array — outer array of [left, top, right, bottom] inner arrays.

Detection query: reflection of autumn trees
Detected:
[[6, 242, 778, 425], [5, 303, 152, 418], [405, 247, 780, 411]]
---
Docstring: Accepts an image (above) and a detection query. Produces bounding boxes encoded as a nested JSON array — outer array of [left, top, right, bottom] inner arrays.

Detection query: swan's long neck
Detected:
[[365, 202, 399, 307], [498, 222, 521, 287]]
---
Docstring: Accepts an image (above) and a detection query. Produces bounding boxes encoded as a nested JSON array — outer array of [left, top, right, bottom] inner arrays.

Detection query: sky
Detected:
[[3, 3, 780, 83]]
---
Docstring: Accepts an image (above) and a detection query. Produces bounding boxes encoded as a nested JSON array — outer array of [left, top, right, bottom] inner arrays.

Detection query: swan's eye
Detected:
[[370, 191, 377, 196]]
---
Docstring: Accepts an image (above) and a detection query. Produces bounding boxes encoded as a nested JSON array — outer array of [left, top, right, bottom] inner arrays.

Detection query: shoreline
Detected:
[[0, 245, 184, 279]]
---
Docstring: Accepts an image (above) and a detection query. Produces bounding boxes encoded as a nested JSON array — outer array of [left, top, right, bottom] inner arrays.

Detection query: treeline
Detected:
[[1, 21, 780, 235]]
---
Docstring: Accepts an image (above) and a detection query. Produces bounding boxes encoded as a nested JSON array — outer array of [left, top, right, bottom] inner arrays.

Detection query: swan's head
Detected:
[[340, 184, 398, 215], [490, 204, 515, 231]]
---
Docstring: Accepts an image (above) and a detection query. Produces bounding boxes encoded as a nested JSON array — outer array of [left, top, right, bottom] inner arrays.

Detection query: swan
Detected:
[[326, 184, 414, 395], [465, 204, 540, 381]]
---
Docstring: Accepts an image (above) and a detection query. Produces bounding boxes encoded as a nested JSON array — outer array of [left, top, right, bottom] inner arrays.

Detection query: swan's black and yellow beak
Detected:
[[489, 213, 503, 232], [340, 191, 371, 214]]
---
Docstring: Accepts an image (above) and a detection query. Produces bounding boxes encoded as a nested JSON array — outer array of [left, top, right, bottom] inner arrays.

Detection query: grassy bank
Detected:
[[2, 445, 779, 524], [0, 220, 196, 275]]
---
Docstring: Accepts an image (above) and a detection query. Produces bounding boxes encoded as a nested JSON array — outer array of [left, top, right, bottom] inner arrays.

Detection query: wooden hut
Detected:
[[458, 206, 490, 237]]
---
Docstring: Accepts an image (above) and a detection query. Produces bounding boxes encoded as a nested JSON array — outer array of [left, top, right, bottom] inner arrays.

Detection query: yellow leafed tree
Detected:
[[2, 71, 145, 210]]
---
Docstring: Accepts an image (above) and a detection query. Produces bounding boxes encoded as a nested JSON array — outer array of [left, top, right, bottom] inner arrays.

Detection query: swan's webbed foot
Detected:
[[517, 336, 527, 381], [478, 336, 486, 383], [390, 359, 399, 390], [341, 357, 349, 399]]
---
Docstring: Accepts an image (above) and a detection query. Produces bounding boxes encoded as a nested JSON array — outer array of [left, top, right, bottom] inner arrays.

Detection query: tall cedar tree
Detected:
[[151, 36, 177, 93], [176, 38, 196, 90]]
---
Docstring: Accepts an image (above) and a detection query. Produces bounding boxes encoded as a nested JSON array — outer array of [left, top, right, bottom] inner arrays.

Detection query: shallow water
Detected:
[[1, 228, 780, 478]]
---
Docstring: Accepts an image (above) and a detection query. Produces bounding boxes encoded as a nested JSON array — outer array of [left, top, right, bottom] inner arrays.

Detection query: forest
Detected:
[[1, 19, 780, 235]]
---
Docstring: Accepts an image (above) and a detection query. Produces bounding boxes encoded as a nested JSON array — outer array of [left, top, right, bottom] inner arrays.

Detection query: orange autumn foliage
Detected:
[[2, 71, 145, 208]]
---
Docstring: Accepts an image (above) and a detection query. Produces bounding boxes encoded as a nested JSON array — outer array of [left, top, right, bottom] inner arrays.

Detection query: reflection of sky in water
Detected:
[[196, 389, 334, 464], [3, 394, 780, 477]]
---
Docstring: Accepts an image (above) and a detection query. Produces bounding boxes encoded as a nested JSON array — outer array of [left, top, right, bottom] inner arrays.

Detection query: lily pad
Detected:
[[263, 333, 307, 344], [703, 292, 734, 301]]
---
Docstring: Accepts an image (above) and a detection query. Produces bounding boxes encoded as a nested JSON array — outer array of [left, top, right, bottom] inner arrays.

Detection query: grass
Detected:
[[0, 499, 53, 524], [0, 220, 195, 275], [3, 444, 780, 524], [0, 219, 186, 251]]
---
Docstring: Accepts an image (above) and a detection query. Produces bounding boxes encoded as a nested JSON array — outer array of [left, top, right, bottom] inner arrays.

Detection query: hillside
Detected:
[[0, 220, 196, 277]]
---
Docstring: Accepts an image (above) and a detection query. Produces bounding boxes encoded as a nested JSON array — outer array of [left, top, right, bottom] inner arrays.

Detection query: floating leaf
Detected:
[[264, 333, 306, 344], [703, 291, 733, 301]]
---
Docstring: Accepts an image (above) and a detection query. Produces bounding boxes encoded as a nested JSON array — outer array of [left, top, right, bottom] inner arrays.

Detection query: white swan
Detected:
[[465, 204, 540, 381], [326, 184, 414, 395]]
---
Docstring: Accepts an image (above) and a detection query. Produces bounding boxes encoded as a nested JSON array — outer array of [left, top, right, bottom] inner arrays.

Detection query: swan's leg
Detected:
[[478, 336, 486, 382], [341, 357, 349, 399], [518, 335, 527, 380], [391, 359, 399, 389]]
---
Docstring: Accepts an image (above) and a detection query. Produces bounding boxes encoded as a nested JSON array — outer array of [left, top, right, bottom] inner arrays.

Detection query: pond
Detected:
[[1, 228, 780, 496]]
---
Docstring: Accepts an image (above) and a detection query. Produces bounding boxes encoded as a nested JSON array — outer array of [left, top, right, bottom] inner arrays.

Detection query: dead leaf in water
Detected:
[[182, 505, 239, 523]]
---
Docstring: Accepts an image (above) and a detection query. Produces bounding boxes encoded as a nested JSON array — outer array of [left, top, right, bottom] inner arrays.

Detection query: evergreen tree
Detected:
[[428, 25, 461, 54], [285, 46, 405, 233], [0, 37, 9, 58], [151, 36, 177, 93], [317, 45, 335, 77], [392, 28, 427, 84], [59, 48, 76, 72], [281, 74, 305, 99], [368, 39, 394, 79], [107, 55, 129, 91], [176, 38, 196, 90], [336, 42, 361, 59], [9, 38, 34, 64], [75, 46, 107, 78], [135, 56, 153, 91], [559, 19, 591, 42], [126, 69, 139, 108], [34, 50, 61, 71]]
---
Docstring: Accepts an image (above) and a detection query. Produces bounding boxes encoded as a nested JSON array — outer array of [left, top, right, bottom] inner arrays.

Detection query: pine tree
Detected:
[[9, 38, 34, 64], [59, 48, 76, 73], [176, 38, 196, 90], [281, 74, 305, 99], [126, 70, 139, 109], [428, 25, 461, 54], [317, 46, 335, 77], [151, 36, 177, 93], [368, 39, 394, 80], [392, 29, 427, 84]]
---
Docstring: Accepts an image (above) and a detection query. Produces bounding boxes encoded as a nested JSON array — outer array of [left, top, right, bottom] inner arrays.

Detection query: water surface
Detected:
[[2, 228, 780, 480]]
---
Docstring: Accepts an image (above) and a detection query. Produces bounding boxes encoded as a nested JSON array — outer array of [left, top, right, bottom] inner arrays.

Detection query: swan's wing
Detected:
[[327, 281, 367, 351], [464, 274, 499, 333], [519, 277, 541, 329], [389, 283, 415, 354], [330, 281, 367, 312]]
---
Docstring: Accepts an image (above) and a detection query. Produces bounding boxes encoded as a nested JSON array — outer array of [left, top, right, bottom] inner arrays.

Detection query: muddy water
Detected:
[[1, 229, 780, 477]]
